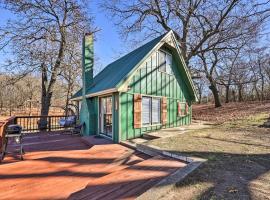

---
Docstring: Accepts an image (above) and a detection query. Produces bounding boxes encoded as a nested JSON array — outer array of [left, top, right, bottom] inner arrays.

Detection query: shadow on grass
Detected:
[[194, 136, 270, 148], [171, 151, 270, 200]]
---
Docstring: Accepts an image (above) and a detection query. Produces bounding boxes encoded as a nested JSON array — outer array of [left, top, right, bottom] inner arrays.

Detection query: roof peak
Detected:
[[71, 31, 176, 100]]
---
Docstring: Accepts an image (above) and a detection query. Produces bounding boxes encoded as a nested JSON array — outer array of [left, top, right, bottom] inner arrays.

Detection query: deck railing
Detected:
[[14, 115, 77, 133], [0, 116, 16, 152]]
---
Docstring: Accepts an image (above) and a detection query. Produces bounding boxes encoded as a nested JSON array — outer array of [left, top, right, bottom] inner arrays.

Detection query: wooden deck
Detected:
[[0, 133, 186, 200]]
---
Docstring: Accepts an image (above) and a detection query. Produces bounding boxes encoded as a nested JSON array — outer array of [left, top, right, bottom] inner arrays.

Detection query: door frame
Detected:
[[98, 95, 113, 140]]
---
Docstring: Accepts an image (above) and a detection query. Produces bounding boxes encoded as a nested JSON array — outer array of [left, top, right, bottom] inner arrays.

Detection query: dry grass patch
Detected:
[[147, 113, 270, 200]]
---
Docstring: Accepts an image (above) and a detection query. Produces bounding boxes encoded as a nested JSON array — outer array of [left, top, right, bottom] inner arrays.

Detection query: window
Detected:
[[178, 102, 189, 116], [142, 96, 161, 125], [159, 50, 166, 72], [142, 97, 151, 125], [159, 50, 172, 74], [152, 98, 161, 124]]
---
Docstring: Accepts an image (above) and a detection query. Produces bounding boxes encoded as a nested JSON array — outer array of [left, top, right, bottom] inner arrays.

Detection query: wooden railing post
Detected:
[[48, 117, 51, 131]]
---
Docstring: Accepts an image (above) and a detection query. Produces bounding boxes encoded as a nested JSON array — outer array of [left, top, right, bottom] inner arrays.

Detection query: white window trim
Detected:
[[98, 95, 114, 140], [141, 95, 162, 127], [158, 49, 173, 75], [142, 96, 151, 126]]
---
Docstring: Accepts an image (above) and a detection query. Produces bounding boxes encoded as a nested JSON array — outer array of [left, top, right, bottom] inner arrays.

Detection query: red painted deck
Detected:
[[0, 133, 186, 200]]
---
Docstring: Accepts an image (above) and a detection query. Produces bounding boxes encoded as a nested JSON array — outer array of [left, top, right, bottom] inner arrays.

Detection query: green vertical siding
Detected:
[[112, 93, 119, 142], [88, 97, 98, 135], [120, 93, 128, 141], [120, 48, 192, 141], [83, 94, 119, 142]]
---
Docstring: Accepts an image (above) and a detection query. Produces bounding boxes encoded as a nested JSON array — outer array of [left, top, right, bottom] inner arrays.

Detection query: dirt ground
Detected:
[[192, 101, 270, 124], [147, 103, 270, 200]]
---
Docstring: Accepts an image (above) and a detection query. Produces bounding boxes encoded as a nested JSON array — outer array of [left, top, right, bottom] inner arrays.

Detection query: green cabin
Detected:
[[71, 31, 197, 143]]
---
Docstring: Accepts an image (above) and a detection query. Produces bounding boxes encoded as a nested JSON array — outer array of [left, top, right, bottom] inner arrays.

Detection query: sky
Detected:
[[0, 1, 128, 71], [89, 1, 124, 68], [1, 1, 269, 74]]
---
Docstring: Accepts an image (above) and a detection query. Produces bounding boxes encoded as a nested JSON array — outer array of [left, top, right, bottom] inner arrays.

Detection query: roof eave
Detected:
[[170, 32, 198, 102], [116, 30, 198, 102], [70, 88, 118, 101]]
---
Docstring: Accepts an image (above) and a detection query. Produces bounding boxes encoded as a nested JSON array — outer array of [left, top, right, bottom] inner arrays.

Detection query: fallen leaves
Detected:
[[192, 101, 270, 124]]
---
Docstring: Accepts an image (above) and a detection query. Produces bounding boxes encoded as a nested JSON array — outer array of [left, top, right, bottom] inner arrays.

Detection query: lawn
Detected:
[[147, 108, 270, 200]]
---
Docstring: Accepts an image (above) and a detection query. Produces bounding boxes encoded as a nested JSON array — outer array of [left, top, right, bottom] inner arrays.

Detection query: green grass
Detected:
[[148, 113, 270, 200]]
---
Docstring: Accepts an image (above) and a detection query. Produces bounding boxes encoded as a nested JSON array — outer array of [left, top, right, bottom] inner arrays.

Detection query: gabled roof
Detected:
[[72, 31, 197, 101], [71, 33, 166, 100]]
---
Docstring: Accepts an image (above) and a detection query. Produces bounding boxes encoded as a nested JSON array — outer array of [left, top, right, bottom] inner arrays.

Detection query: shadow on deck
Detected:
[[0, 133, 186, 200]]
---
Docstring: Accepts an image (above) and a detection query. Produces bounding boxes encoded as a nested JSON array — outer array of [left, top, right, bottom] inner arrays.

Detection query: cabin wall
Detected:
[[119, 49, 192, 141], [87, 97, 98, 135], [85, 93, 119, 142], [112, 93, 120, 142]]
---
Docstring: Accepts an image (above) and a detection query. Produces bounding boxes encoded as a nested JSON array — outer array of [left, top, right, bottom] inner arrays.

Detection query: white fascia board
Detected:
[[70, 88, 118, 101]]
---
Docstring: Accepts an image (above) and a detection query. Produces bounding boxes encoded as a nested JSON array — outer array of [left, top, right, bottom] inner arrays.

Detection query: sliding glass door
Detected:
[[99, 96, 113, 138]]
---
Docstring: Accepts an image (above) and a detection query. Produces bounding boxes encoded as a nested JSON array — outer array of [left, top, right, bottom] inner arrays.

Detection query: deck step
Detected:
[[80, 135, 113, 147]]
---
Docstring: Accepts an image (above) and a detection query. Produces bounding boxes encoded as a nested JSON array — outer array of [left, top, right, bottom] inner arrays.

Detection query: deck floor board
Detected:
[[0, 133, 186, 200]]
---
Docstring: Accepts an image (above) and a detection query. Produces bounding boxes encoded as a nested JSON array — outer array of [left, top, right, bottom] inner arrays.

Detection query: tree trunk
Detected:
[[253, 82, 260, 101], [9, 100, 12, 116], [261, 76, 265, 101], [198, 92, 202, 104], [238, 84, 243, 102], [65, 80, 72, 116], [40, 64, 50, 116], [232, 90, 236, 102], [39, 64, 50, 130], [208, 79, 222, 107], [40, 34, 65, 118], [197, 85, 202, 104], [225, 85, 230, 103], [0, 96, 3, 111]]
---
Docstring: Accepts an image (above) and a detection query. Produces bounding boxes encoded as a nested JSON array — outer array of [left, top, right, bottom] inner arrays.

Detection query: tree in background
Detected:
[[216, 48, 242, 103], [102, 0, 270, 107], [0, 0, 94, 116], [0, 74, 40, 115]]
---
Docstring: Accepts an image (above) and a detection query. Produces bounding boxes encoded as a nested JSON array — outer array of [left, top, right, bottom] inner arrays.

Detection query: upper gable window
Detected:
[[159, 50, 172, 75]]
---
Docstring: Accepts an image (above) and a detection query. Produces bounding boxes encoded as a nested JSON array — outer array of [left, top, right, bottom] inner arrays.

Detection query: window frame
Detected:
[[141, 96, 151, 126], [141, 95, 162, 127], [158, 50, 173, 75], [178, 102, 189, 117], [151, 97, 161, 125]]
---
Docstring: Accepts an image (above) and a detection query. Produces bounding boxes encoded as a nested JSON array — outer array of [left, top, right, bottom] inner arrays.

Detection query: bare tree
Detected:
[[198, 50, 222, 107], [59, 40, 82, 111], [216, 48, 242, 103], [248, 47, 269, 101], [0, 0, 94, 116], [102, 0, 270, 107], [194, 77, 207, 104], [231, 61, 255, 102]]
